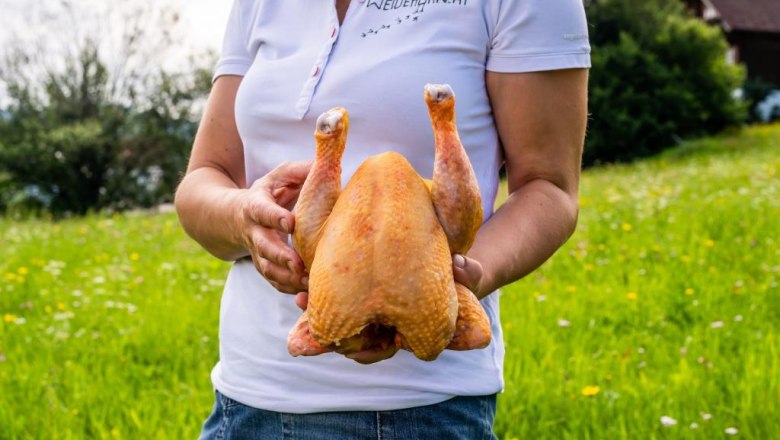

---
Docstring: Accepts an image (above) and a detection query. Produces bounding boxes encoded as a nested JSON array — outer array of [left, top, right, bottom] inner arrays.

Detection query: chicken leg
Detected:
[[425, 84, 491, 351]]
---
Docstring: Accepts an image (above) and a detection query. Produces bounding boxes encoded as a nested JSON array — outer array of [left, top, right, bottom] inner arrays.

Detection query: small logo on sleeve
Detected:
[[563, 33, 589, 41]]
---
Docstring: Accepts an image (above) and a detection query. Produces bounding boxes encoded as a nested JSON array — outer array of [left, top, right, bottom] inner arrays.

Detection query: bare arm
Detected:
[[174, 76, 309, 293], [175, 76, 248, 260], [454, 69, 589, 298]]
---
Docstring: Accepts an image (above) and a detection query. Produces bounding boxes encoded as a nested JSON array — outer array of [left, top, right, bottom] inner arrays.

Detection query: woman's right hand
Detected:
[[236, 160, 312, 294], [175, 76, 313, 295]]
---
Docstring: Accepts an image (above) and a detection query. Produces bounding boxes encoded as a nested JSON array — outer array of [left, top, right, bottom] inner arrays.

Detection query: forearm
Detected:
[[468, 178, 578, 298], [470, 69, 587, 298], [174, 167, 249, 261]]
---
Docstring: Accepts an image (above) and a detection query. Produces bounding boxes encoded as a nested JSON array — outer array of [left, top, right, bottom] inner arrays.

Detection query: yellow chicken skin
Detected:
[[288, 84, 490, 362]]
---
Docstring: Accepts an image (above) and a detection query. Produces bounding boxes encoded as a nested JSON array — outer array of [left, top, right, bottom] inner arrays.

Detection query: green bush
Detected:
[[0, 41, 211, 216], [585, 0, 746, 164], [0, 120, 113, 213]]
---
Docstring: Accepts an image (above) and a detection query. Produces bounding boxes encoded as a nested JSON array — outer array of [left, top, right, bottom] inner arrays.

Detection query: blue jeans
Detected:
[[199, 391, 498, 440]]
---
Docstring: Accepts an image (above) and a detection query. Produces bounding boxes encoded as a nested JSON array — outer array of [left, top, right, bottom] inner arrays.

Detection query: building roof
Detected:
[[706, 0, 780, 33]]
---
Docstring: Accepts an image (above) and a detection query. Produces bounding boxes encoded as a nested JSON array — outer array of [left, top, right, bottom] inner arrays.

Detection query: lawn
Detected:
[[1, 124, 778, 439]]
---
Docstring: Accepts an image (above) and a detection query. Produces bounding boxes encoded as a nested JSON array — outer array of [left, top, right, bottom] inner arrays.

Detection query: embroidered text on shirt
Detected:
[[367, 0, 467, 13], [361, 0, 468, 38]]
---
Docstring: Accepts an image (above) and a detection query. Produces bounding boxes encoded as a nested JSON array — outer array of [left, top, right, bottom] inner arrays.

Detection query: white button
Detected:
[[311, 65, 320, 77]]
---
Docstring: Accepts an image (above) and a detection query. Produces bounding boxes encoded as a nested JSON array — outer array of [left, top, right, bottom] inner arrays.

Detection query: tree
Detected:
[[584, 0, 746, 164], [0, 0, 213, 215]]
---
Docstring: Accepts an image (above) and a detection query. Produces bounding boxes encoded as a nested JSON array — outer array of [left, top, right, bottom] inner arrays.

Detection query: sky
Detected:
[[0, 0, 233, 105], [0, 0, 232, 52], [179, 0, 234, 56]]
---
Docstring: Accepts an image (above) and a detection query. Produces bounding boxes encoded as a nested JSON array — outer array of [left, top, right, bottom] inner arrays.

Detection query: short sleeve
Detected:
[[487, 0, 591, 73], [213, 0, 255, 81]]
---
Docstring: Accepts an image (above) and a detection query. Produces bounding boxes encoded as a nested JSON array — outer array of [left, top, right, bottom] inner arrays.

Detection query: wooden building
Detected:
[[685, 0, 780, 86]]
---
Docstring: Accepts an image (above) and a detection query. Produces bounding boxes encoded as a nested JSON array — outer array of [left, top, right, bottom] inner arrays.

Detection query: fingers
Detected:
[[249, 227, 308, 293], [244, 190, 296, 233], [250, 227, 304, 271], [245, 160, 313, 233], [295, 292, 308, 310], [253, 256, 308, 293], [266, 160, 313, 186], [240, 161, 314, 293], [269, 161, 315, 209], [346, 346, 400, 365], [452, 254, 484, 297]]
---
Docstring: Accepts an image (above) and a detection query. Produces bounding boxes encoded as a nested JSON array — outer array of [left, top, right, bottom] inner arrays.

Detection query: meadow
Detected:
[[1, 124, 778, 439]]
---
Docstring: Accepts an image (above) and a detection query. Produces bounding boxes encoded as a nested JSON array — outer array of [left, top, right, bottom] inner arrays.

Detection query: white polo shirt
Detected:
[[211, 0, 590, 413]]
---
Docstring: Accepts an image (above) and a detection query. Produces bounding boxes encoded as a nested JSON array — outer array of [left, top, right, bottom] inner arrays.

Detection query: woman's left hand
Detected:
[[452, 254, 485, 298]]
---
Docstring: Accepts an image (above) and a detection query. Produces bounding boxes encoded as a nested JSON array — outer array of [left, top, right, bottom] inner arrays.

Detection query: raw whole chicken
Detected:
[[287, 84, 491, 362]]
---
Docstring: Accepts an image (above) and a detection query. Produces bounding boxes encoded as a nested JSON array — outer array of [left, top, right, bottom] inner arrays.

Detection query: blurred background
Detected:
[[0, 0, 230, 214], [0, 0, 778, 439]]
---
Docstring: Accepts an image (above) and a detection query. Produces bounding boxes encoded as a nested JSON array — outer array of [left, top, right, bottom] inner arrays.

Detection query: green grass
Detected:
[[0, 214, 225, 439], [1, 124, 779, 439], [496, 124, 780, 439]]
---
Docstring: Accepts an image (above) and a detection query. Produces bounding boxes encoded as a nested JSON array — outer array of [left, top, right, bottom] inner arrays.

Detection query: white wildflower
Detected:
[[660, 416, 677, 427], [558, 319, 571, 328], [53, 312, 74, 321], [43, 260, 66, 277], [725, 427, 738, 435]]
